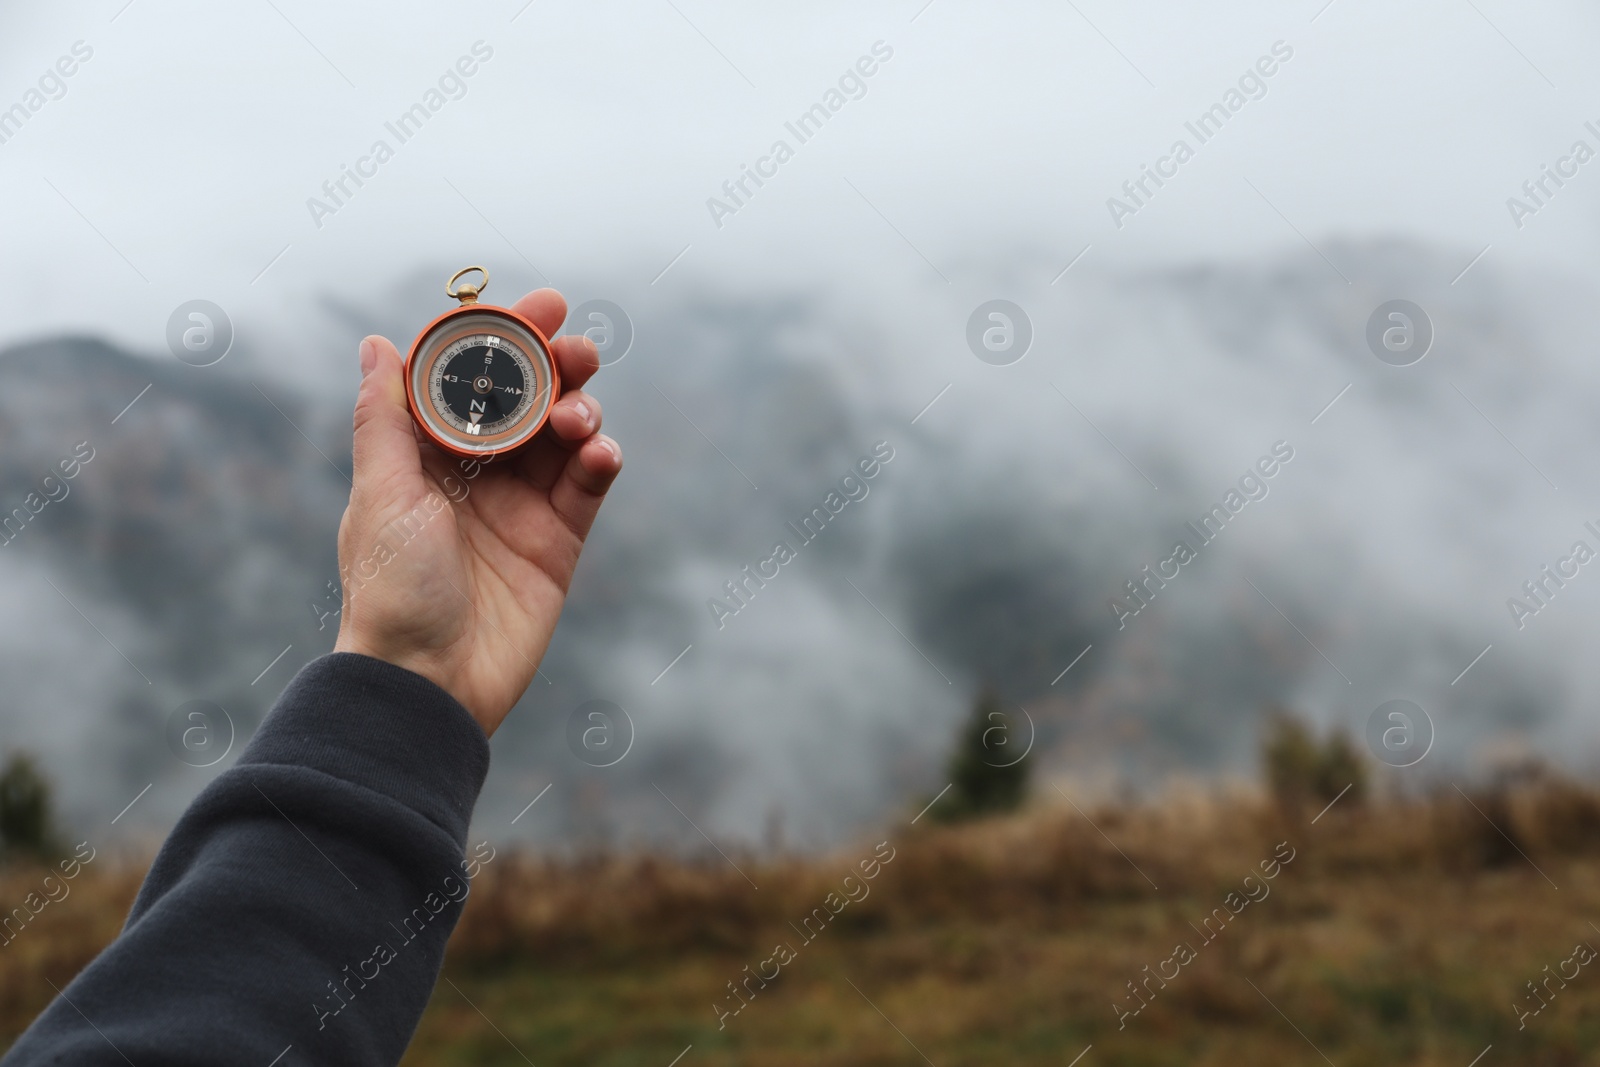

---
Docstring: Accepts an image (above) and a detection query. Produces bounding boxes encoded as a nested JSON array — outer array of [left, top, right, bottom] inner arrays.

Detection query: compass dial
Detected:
[[407, 306, 557, 458], [429, 334, 535, 437]]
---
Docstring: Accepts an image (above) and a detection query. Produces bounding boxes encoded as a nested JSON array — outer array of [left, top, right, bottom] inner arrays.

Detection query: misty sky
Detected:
[[2, 0, 1599, 357]]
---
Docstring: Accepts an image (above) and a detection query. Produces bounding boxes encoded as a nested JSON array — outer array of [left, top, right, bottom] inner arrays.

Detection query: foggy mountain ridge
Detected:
[[0, 238, 1591, 849]]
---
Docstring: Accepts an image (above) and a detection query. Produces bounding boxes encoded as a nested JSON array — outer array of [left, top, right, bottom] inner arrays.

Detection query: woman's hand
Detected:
[[333, 288, 621, 736]]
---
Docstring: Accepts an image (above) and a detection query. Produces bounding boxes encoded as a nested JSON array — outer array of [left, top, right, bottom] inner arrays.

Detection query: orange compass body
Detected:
[[404, 267, 560, 461]]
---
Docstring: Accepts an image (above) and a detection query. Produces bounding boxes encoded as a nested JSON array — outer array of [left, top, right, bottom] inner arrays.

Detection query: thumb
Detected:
[[352, 335, 423, 496]]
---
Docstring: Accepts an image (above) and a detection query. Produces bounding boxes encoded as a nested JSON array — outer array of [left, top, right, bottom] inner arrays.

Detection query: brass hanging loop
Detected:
[[446, 266, 489, 305]]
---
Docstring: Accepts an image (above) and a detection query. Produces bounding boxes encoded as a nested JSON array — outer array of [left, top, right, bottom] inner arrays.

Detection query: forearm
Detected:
[[0, 654, 491, 1067]]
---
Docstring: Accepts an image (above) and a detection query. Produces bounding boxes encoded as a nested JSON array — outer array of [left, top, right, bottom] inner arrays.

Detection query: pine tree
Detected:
[[938, 690, 1030, 821], [0, 753, 58, 861]]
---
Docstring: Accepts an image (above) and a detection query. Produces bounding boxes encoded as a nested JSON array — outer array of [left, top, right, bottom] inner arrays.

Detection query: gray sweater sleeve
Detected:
[[0, 652, 492, 1067]]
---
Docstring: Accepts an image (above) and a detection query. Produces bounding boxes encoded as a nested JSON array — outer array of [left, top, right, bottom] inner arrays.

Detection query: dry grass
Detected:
[[11, 781, 1600, 1064], [0, 859, 143, 1037]]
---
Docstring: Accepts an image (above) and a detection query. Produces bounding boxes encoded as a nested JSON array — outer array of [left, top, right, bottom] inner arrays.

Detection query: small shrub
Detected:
[[935, 689, 1030, 822], [0, 753, 58, 862], [1261, 709, 1368, 817]]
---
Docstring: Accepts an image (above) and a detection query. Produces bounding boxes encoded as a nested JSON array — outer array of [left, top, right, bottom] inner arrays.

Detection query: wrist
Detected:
[[332, 632, 462, 715]]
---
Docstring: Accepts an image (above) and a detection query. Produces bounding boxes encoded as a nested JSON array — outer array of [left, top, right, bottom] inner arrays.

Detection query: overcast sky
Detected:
[[2, 0, 1599, 363]]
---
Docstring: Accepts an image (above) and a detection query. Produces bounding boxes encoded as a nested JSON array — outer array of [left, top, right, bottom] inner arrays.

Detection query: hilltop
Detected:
[[8, 776, 1600, 1064]]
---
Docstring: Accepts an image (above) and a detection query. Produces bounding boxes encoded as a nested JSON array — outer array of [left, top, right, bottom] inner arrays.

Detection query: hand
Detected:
[[333, 289, 621, 736]]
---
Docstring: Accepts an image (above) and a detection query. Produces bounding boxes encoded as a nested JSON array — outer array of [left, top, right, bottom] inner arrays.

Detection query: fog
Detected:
[[2, 0, 1599, 849]]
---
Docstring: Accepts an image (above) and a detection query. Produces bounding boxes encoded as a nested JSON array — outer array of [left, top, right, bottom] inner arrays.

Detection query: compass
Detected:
[[405, 266, 559, 460]]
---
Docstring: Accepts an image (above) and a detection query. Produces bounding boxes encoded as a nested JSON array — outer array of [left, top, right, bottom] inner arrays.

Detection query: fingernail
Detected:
[[573, 400, 592, 426], [359, 339, 376, 377]]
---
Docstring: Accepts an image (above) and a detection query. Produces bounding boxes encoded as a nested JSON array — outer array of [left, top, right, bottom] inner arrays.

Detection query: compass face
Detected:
[[430, 334, 534, 437], [408, 308, 556, 457]]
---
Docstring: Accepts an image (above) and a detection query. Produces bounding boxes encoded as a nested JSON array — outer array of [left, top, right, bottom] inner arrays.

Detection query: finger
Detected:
[[514, 437, 569, 492], [551, 333, 601, 392], [509, 288, 568, 341], [352, 336, 423, 497], [546, 389, 602, 446], [549, 434, 622, 539]]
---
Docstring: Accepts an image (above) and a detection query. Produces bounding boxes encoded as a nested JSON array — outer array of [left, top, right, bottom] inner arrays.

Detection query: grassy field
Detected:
[[8, 780, 1600, 1065]]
